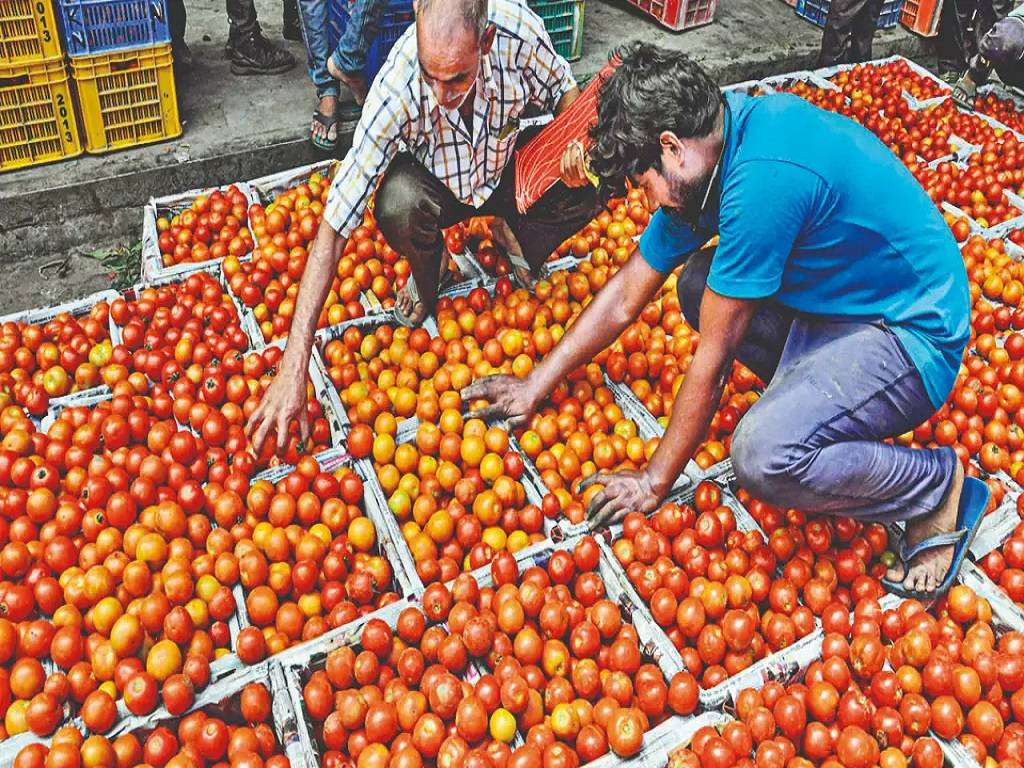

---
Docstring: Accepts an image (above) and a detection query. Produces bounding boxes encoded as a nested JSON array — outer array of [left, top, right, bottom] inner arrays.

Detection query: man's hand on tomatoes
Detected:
[[461, 374, 541, 429], [246, 363, 310, 454], [579, 469, 661, 528], [560, 140, 591, 188]]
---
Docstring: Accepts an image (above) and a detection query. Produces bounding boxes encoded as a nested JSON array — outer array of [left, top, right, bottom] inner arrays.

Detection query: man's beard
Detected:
[[662, 164, 715, 224]]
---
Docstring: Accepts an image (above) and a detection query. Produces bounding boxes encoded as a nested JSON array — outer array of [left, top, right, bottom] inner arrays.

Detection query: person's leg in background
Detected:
[[937, 0, 968, 79], [225, 0, 297, 75], [283, 0, 303, 41], [955, 0, 982, 63], [167, 0, 192, 69], [327, 0, 393, 106], [296, 0, 341, 149], [817, 0, 871, 67], [977, 0, 1013, 48], [848, 0, 885, 63]]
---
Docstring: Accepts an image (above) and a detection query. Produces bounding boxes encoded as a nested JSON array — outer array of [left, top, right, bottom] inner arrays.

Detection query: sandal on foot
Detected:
[[394, 273, 427, 328], [880, 476, 990, 601], [311, 110, 338, 151]]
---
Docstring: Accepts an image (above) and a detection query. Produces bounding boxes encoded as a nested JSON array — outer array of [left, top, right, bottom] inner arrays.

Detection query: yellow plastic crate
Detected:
[[0, 0, 63, 66], [0, 58, 83, 171], [71, 42, 181, 154]]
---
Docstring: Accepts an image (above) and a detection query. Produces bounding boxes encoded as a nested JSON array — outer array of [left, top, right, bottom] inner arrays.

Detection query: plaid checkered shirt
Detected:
[[322, 0, 577, 239]]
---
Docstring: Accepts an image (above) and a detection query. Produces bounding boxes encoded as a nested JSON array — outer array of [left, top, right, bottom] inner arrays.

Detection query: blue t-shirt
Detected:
[[639, 91, 970, 408]]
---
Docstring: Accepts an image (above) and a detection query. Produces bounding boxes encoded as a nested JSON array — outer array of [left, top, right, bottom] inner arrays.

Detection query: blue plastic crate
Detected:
[[58, 0, 170, 56], [327, 0, 415, 86], [795, 0, 903, 29]]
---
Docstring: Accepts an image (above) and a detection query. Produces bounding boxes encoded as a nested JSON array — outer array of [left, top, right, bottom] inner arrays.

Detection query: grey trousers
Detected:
[[678, 248, 959, 522], [374, 132, 597, 309], [817, 0, 885, 68]]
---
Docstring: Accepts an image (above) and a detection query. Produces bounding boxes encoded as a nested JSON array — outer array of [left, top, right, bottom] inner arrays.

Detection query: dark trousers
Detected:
[[817, 0, 885, 68], [166, 0, 259, 41], [375, 136, 597, 307], [677, 248, 956, 522], [938, 0, 968, 73]]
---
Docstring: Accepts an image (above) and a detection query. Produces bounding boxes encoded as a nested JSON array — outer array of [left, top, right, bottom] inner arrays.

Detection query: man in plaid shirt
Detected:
[[248, 0, 594, 452]]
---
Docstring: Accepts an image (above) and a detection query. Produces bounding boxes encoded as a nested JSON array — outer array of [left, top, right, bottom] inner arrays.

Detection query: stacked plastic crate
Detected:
[[59, 0, 182, 154], [0, 0, 82, 171]]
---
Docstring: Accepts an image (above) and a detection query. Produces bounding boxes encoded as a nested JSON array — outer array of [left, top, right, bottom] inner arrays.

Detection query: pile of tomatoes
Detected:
[[108, 271, 252, 386], [0, 302, 113, 417], [975, 91, 1024, 135], [235, 454, 399, 658], [611, 486, 819, 689], [235, 171, 411, 343], [304, 536, 695, 768], [355, 411, 545, 585], [155, 185, 254, 270], [15, 681, 289, 768]]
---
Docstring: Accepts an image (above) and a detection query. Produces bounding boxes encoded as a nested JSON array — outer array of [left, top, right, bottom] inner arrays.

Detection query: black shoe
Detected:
[[230, 29, 296, 75]]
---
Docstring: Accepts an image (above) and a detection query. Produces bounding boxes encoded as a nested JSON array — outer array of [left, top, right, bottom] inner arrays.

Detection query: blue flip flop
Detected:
[[880, 476, 990, 601]]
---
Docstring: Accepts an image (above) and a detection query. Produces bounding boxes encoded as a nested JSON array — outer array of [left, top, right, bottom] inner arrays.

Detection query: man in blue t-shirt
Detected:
[[464, 44, 979, 599]]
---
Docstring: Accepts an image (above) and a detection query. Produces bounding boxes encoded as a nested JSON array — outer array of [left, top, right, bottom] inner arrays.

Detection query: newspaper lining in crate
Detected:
[[758, 71, 840, 95], [248, 159, 339, 204], [140, 181, 261, 283], [970, 492, 1023, 560], [543, 255, 585, 275]]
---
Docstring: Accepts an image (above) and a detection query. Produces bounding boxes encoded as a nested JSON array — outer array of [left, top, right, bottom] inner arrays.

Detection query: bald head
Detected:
[[416, 0, 494, 110], [418, 0, 489, 40]]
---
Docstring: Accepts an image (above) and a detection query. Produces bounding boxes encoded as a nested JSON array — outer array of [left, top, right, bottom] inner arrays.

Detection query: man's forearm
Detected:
[[645, 346, 730, 497], [282, 223, 344, 368]]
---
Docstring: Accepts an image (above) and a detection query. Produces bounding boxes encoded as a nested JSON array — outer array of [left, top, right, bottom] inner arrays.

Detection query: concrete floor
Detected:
[[0, 0, 931, 312]]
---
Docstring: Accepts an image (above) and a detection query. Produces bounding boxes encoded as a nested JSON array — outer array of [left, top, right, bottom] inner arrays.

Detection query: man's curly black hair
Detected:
[[589, 43, 721, 200]]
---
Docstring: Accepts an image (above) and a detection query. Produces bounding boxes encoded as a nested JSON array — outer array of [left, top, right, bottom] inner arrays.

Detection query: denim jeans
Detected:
[[296, 0, 339, 98], [679, 248, 959, 523], [331, 0, 390, 74], [296, 0, 390, 97]]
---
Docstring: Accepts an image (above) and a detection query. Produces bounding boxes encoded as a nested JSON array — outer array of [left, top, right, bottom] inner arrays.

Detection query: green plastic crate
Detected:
[[530, 0, 583, 62]]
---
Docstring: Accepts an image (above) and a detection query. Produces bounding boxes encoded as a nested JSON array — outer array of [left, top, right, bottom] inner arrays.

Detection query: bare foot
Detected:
[[886, 461, 965, 594], [327, 56, 367, 105], [311, 94, 337, 145]]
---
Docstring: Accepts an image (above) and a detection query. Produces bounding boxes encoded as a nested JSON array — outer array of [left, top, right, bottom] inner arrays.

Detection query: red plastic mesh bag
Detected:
[[514, 55, 621, 214]]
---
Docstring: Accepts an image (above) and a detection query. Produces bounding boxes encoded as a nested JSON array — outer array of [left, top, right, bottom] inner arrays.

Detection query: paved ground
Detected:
[[0, 0, 931, 312]]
